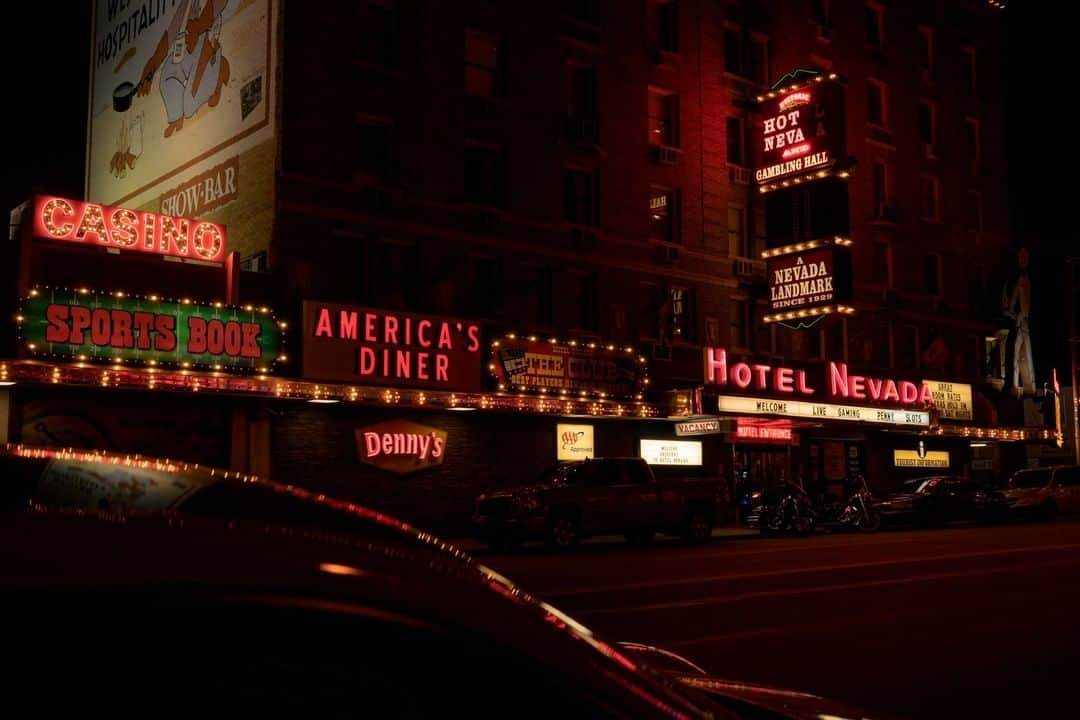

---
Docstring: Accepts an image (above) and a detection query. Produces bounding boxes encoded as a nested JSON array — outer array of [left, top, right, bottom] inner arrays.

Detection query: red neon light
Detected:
[[781, 143, 812, 159], [362, 431, 445, 460], [32, 195, 227, 263], [704, 347, 813, 395], [828, 362, 933, 406], [735, 424, 794, 442]]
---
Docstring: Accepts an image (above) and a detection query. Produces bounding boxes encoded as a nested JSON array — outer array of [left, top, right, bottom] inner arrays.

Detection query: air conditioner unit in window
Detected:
[[876, 202, 897, 222], [565, 117, 600, 145], [921, 142, 936, 159], [728, 164, 751, 184]]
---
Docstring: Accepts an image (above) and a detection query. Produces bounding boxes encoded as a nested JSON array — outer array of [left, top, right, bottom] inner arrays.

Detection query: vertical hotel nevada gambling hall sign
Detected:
[[754, 73, 846, 190]]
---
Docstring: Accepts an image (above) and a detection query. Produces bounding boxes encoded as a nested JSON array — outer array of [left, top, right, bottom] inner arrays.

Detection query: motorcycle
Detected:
[[751, 476, 881, 536]]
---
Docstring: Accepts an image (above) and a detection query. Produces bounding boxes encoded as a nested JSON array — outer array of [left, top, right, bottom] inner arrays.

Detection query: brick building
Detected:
[[6, 0, 1050, 533]]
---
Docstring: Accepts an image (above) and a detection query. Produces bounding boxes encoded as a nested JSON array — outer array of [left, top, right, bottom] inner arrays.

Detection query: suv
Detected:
[[474, 457, 724, 550], [1004, 465, 1080, 520]]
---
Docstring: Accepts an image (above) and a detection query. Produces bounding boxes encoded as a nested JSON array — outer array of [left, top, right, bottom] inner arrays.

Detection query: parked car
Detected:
[[473, 457, 724, 550], [1003, 465, 1080, 520], [876, 476, 1007, 527], [1, 444, 879, 719]]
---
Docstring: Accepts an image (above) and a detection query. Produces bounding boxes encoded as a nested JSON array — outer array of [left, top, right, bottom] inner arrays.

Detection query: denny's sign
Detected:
[[303, 302, 482, 391], [20, 289, 281, 370], [356, 420, 448, 474], [33, 195, 227, 263]]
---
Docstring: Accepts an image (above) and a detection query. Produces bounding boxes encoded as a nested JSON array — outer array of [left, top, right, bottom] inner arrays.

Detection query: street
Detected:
[[478, 521, 1080, 719]]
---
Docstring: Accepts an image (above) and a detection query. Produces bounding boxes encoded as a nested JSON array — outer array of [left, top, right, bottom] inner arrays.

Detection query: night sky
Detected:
[[1, 3, 1072, 372]]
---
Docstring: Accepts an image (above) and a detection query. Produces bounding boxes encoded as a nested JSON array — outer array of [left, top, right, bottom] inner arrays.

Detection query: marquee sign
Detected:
[[32, 195, 227, 263], [19, 289, 281, 370], [491, 337, 647, 399], [356, 420, 448, 474], [754, 74, 846, 189], [717, 395, 931, 427], [734, 419, 796, 444], [704, 347, 934, 408], [303, 303, 483, 391]]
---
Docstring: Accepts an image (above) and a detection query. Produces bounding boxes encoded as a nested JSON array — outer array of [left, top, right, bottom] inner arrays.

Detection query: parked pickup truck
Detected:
[[473, 457, 725, 550]]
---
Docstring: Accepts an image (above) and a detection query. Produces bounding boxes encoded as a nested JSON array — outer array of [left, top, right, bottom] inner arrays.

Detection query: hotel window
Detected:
[[563, 168, 598, 226], [917, 26, 933, 72], [918, 100, 935, 147], [865, 2, 884, 49], [867, 79, 887, 127], [464, 143, 503, 206], [523, 264, 553, 326], [469, 255, 501, 317], [724, 28, 744, 76], [652, 0, 679, 53], [920, 176, 940, 221], [651, 189, 679, 243], [926, 254, 942, 296], [728, 206, 749, 258], [567, 64, 598, 121], [964, 117, 981, 162], [872, 239, 892, 287], [648, 90, 680, 147], [811, 0, 831, 34], [963, 46, 977, 89], [573, 271, 599, 332], [726, 116, 745, 165], [671, 287, 697, 342], [749, 35, 769, 86], [967, 191, 984, 231], [871, 161, 890, 215], [465, 31, 503, 98], [731, 300, 749, 349], [877, 321, 892, 368], [899, 325, 919, 370], [353, 118, 396, 181], [357, 2, 397, 68]]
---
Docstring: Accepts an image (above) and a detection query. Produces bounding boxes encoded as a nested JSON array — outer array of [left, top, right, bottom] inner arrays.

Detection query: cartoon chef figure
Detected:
[[137, 0, 231, 138]]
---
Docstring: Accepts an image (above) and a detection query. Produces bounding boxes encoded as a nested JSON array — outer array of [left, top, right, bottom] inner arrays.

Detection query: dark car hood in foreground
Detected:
[[675, 674, 883, 720]]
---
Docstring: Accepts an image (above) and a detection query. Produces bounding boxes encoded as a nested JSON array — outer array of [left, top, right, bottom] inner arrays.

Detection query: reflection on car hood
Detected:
[[878, 493, 919, 504], [1003, 488, 1043, 498], [676, 674, 882, 720]]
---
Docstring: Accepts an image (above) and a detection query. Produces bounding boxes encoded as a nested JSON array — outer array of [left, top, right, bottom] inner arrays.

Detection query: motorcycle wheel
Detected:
[[857, 509, 882, 533]]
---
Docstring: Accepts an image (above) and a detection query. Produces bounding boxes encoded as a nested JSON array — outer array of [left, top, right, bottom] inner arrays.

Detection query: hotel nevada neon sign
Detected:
[[704, 347, 933, 426], [32, 195, 227, 263]]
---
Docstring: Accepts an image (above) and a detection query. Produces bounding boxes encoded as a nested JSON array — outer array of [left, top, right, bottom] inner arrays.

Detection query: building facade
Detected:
[[4, 0, 1053, 534]]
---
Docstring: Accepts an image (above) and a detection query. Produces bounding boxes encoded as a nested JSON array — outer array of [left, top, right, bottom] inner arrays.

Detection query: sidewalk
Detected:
[[445, 526, 758, 553]]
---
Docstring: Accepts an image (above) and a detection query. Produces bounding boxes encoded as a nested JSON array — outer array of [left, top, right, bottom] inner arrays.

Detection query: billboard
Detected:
[[88, 0, 277, 263], [302, 302, 483, 392], [20, 288, 281, 370], [491, 338, 647, 399], [754, 75, 846, 187]]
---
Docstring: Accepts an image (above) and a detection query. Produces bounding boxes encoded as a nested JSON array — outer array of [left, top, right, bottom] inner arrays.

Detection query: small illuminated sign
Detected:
[[717, 395, 930, 427], [32, 195, 226, 263], [921, 381, 973, 421], [557, 424, 595, 460], [356, 420, 448, 474], [640, 439, 703, 466], [674, 419, 724, 436], [735, 420, 795, 443], [893, 449, 950, 468]]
